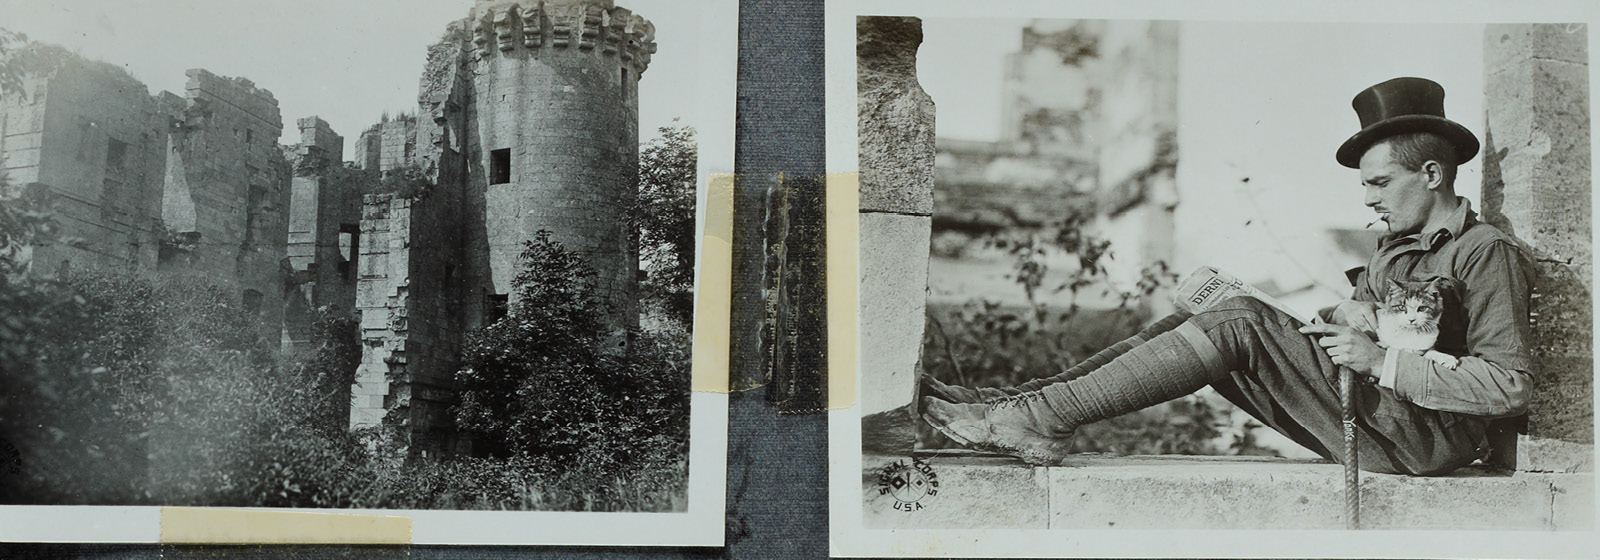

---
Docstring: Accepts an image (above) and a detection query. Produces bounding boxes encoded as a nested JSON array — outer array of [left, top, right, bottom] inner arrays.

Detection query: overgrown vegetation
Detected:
[[634, 123, 698, 328], [452, 232, 690, 506], [922, 210, 1276, 456], [0, 118, 697, 510]]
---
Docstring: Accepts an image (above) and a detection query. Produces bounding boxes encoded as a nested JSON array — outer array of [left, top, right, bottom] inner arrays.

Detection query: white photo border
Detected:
[[828, 0, 1600, 557], [0, 0, 734, 546]]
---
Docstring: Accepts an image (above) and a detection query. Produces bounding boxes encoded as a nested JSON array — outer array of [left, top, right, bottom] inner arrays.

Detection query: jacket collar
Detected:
[[1382, 196, 1475, 251]]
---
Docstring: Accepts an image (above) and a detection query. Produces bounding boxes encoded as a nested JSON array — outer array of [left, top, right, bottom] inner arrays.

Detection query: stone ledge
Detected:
[[863, 453, 1593, 530]]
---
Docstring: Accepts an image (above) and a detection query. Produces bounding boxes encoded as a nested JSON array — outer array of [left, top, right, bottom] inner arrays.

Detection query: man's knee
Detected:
[[1197, 296, 1295, 326]]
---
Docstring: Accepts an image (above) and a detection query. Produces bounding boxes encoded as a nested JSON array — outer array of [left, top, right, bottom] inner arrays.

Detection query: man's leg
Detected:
[[925, 296, 1486, 474], [923, 318, 1229, 465], [923, 311, 1194, 404], [1192, 298, 1485, 475]]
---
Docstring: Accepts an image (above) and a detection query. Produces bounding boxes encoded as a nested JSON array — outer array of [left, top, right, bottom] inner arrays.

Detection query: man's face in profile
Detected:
[[1359, 142, 1435, 236]]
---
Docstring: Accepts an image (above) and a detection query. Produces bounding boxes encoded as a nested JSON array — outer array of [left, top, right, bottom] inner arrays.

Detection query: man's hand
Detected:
[[1299, 322, 1385, 377], [1329, 300, 1380, 335]]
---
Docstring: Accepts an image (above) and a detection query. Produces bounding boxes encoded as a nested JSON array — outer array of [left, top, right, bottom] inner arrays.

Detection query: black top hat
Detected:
[[1335, 77, 1479, 168]]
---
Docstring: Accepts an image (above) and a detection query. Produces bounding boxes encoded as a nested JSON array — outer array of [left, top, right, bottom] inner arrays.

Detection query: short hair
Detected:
[[1375, 132, 1458, 187]]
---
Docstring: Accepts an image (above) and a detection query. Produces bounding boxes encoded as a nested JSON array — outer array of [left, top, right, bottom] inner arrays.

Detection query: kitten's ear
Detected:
[[1425, 277, 1447, 297], [1386, 278, 1404, 293]]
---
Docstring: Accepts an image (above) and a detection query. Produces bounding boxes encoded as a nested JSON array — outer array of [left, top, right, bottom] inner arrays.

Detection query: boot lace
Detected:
[[988, 391, 1045, 411]]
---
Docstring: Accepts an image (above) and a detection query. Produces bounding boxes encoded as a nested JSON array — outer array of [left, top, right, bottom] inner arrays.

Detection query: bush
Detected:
[[921, 214, 1277, 456], [635, 124, 698, 329], [0, 271, 379, 507], [453, 232, 690, 499]]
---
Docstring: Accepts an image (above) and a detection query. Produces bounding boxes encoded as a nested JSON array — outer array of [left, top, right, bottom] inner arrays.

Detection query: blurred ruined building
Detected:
[[0, 0, 656, 459], [930, 20, 1180, 312]]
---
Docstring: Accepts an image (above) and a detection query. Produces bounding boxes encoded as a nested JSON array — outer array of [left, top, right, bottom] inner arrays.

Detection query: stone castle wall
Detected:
[[2, 56, 292, 333], [160, 69, 291, 332], [1, 56, 168, 275], [1480, 24, 1593, 461], [284, 117, 361, 344], [353, 117, 419, 173], [464, 0, 654, 331]]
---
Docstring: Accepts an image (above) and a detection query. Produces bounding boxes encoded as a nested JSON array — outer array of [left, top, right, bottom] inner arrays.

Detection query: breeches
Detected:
[[1190, 297, 1488, 475]]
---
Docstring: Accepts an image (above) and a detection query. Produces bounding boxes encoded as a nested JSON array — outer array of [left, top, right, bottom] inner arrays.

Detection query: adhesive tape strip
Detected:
[[828, 173, 859, 410], [690, 173, 734, 394], [159, 507, 412, 544]]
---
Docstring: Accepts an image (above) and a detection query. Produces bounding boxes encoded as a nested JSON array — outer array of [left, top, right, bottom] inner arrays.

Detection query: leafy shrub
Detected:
[[453, 231, 690, 501], [635, 124, 698, 329], [922, 215, 1277, 456], [0, 271, 379, 507]]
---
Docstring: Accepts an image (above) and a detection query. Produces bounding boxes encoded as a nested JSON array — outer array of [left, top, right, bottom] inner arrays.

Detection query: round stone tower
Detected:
[[465, 0, 655, 331]]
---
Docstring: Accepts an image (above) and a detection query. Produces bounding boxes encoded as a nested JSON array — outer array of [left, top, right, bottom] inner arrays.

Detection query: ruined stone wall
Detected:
[[285, 117, 361, 344], [1, 56, 167, 275], [463, 0, 654, 332], [351, 117, 419, 174], [1090, 21, 1179, 307], [351, 188, 463, 459], [858, 16, 935, 454], [345, 23, 474, 458], [1480, 24, 1593, 459], [160, 69, 291, 333]]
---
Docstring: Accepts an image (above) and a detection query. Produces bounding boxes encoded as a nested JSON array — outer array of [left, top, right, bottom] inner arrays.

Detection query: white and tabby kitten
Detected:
[[1376, 278, 1459, 370]]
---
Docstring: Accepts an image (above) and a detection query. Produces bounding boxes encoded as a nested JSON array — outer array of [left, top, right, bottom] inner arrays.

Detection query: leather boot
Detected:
[[922, 391, 1076, 466]]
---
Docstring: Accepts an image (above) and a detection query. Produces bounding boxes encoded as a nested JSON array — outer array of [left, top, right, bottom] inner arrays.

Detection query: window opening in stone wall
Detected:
[[621, 67, 628, 86], [486, 293, 509, 324], [104, 138, 127, 173], [244, 185, 267, 246], [75, 120, 92, 161], [100, 178, 122, 218], [339, 223, 359, 281], [243, 289, 264, 316], [490, 148, 511, 185], [245, 128, 253, 147]]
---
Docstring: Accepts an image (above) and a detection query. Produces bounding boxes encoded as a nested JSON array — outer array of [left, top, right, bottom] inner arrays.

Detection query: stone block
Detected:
[[1486, 24, 1589, 76], [862, 455, 1049, 529], [859, 211, 931, 453], [1045, 456, 1578, 530], [1359, 471, 1553, 530], [1049, 456, 1344, 529], [1552, 472, 1595, 529], [1482, 23, 1593, 446], [1518, 435, 1596, 473], [857, 16, 935, 216]]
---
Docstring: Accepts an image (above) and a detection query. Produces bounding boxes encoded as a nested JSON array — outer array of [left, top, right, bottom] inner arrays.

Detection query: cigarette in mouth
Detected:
[[1366, 218, 1383, 229]]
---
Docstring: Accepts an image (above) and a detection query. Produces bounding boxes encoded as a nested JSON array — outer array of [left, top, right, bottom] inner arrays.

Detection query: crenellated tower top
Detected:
[[469, 0, 656, 75]]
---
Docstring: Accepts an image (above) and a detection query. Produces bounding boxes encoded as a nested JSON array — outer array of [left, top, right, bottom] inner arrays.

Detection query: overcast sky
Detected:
[[0, 0, 735, 171]]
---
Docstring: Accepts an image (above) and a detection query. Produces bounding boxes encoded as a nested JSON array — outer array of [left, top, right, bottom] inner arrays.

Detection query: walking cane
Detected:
[[1340, 366, 1360, 530]]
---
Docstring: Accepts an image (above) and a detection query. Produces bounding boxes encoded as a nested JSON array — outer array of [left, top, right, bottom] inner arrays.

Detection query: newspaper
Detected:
[[1172, 265, 1315, 325]]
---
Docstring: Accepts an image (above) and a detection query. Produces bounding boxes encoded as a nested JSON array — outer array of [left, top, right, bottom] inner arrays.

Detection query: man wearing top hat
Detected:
[[921, 77, 1534, 476]]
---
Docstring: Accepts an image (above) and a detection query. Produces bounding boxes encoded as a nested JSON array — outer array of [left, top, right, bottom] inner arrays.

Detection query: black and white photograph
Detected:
[[829, 1, 1597, 557], [0, 0, 733, 545]]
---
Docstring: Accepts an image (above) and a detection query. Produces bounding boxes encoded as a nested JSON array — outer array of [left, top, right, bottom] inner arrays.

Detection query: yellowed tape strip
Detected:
[[160, 507, 411, 544], [828, 173, 860, 410], [691, 173, 735, 394]]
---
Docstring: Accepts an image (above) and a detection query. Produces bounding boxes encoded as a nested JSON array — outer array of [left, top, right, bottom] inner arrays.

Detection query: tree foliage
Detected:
[[453, 232, 690, 477], [635, 124, 698, 328], [922, 208, 1279, 456]]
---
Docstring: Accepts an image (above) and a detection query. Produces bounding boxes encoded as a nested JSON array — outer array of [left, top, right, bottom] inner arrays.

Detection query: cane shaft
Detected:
[[1340, 367, 1360, 530]]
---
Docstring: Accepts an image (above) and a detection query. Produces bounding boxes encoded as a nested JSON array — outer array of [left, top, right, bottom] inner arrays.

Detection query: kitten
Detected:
[[1376, 278, 1459, 370]]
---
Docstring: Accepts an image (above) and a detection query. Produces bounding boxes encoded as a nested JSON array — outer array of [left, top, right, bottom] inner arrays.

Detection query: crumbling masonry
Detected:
[[2, 0, 656, 460]]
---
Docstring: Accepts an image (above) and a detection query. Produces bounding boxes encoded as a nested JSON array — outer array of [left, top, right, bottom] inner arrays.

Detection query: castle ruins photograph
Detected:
[[830, 1, 1595, 557], [0, 0, 733, 545]]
